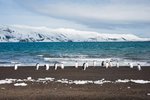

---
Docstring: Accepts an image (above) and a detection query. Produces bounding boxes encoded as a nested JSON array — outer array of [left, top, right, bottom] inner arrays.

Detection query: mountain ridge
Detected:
[[0, 25, 149, 42]]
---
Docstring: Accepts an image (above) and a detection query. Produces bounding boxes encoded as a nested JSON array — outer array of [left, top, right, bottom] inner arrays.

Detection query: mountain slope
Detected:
[[0, 25, 148, 42]]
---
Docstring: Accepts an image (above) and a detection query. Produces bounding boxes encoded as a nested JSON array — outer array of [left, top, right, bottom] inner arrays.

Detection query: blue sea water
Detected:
[[0, 42, 150, 66]]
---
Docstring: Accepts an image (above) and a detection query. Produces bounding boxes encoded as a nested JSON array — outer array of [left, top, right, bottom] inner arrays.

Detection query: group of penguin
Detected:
[[81, 61, 141, 71], [14, 60, 142, 71]]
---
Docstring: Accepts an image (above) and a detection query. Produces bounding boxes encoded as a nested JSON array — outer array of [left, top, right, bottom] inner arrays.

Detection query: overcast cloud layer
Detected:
[[0, 0, 150, 37]]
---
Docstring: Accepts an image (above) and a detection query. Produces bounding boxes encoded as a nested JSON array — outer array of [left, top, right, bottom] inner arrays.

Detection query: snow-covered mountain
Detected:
[[0, 25, 148, 42]]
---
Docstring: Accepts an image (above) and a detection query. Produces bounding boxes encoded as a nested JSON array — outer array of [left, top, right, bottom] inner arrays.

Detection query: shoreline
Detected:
[[0, 61, 149, 67], [0, 65, 150, 67]]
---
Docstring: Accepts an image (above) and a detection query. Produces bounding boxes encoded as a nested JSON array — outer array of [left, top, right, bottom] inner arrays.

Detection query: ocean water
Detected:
[[0, 42, 150, 66]]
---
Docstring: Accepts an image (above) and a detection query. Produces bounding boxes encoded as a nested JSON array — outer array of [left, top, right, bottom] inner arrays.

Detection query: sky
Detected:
[[0, 0, 150, 38]]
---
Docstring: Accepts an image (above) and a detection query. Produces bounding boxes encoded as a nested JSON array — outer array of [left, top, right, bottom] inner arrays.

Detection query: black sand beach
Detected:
[[0, 66, 150, 100]]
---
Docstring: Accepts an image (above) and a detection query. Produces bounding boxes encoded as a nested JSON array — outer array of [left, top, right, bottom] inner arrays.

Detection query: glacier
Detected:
[[0, 25, 148, 42]]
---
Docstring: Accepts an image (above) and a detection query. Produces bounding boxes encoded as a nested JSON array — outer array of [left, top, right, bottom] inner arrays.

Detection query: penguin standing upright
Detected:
[[54, 63, 58, 70], [129, 63, 133, 68], [109, 61, 113, 67], [75, 61, 78, 68], [14, 64, 18, 70], [137, 63, 141, 71], [101, 61, 105, 67], [61, 63, 64, 69], [116, 62, 119, 68], [83, 62, 86, 70], [105, 62, 109, 69], [93, 60, 96, 67], [45, 64, 49, 70], [36, 63, 40, 70], [86, 61, 88, 68]]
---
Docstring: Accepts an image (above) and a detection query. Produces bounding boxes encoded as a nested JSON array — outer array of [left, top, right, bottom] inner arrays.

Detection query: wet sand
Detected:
[[0, 66, 150, 100]]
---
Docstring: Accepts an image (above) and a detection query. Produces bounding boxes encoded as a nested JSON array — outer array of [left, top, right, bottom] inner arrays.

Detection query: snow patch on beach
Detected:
[[55, 78, 111, 85], [57, 80, 94, 85], [37, 77, 55, 82], [74, 80, 93, 85], [14, 83, 27, 86], [0, 79, 16, 85], [130, 79, 150, 84], [94, 78, 111, 84], [147, 93, 150, 96], [116, 79, 130, 83], [55, 78, 150, 85], [0, 77, 150, 86], [33, 78, 150, 85]]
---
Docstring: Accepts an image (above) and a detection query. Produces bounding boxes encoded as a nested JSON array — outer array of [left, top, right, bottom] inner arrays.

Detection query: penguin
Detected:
[[129, 63, 133, 68], [45, 64, 49, 70], [61, 63, 64, 69], [101, 61, 105, 67], [137, 63, 141, 71], [14, 64, 18, 70], [86, 61, 89, 68], [36, 63, 40, 70], [93, 60, 96, 67], [105, 62, 109, 69], [83, 62, 86, 70], [75, 61, 78, 68], [109, 61, 113, 67], [116, 61, 119, 68], [54, 63, 58, 70]]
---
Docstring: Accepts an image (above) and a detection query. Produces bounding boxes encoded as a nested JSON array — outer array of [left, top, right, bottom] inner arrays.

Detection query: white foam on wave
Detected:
[[43, 57, 111, 62], [37, 55, 44, 57], [42, 57, 150, 66], [44, 57, 51, 61], [10, 60, 21, 64], [1, 56, 149, 67]]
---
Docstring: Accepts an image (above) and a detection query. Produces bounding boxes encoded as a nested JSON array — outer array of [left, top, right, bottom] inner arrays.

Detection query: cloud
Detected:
[[16, 0, 150, 21], [15, 0, 150, 26], [1, 0, 150, 37]]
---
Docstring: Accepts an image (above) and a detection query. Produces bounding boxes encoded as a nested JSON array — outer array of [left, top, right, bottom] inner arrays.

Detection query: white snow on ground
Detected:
[[0, 77, 150, 86], [130, 79, 150, 84], [93, 78, 111, 84], [56, 79, 69, 84], [27, 77, 32, 80], [37, 77, 55, 82], [0, 79, 16, 85], [73, 80, 93, 85], [14, 83, 27, 86], [147, 93, 150, 96], [115, 79, 130, 83]]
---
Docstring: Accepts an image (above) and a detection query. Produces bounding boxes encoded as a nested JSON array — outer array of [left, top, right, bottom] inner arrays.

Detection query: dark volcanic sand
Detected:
[[0, 66, 150, 100]]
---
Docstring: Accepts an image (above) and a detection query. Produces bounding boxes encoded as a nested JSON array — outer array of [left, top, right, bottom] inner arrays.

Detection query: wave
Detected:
[[0, 55, 149, 67], [42, 57, 149, 66], [0, 61, 11, 64], [37, 55, 44, 57]]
